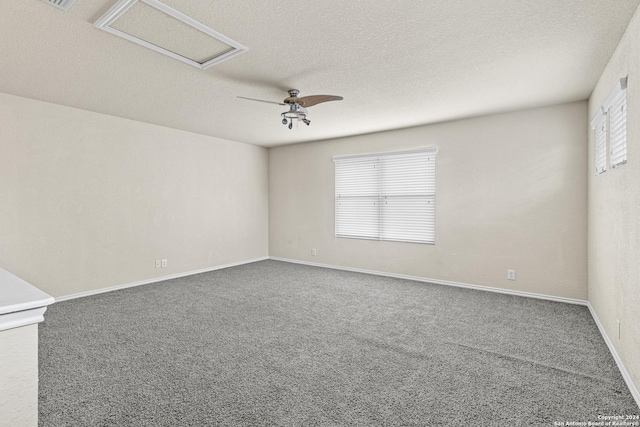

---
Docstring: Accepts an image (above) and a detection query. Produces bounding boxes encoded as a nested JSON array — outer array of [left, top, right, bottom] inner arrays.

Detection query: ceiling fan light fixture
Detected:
[[281, 104, 310, 129]]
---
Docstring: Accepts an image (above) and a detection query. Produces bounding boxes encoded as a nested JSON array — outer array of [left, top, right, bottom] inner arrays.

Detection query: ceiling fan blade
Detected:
[[237, 96, 286, 106], [284, 95, 343, 107]]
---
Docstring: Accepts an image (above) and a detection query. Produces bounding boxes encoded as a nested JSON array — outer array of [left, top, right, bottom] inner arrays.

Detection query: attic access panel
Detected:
[[94, 0, 248, 70]]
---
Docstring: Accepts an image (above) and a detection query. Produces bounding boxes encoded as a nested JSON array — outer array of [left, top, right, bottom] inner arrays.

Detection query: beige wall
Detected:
[[588, 7, 640, 397], [269, 102, 588, 300], [0, 325, 38, 427], [0, 93, 268, 298]]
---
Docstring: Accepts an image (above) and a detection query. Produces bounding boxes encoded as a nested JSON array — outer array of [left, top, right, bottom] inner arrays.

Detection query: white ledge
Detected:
[[0, 267, 54, 332]]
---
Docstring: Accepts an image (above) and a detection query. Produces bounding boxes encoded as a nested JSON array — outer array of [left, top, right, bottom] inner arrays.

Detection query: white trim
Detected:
[[0, 268, 55, 316], [587, 303, 640, 408], [0, 266, 55, 332], [602, 77, 629, 112], [0, 307, 49, 332], [269, 257, 586, 305], [94, 0, 248, 70], [55, 257, 268, 302], [333, 147, 438, 162]]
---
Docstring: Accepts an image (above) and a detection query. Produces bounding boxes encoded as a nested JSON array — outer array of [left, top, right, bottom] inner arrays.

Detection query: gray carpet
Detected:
[[39, 260, 639, 426]]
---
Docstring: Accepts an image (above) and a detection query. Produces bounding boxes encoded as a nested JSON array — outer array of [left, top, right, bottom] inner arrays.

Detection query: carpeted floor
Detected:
[[39, 260, 638, 426]]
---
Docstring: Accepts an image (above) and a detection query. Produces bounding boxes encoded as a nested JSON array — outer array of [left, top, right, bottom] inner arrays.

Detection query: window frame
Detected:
[[606, 82, 628, 168], [333, 147, 437, 245], [591, 111, 607, 175], [591, 76, 628, 175]]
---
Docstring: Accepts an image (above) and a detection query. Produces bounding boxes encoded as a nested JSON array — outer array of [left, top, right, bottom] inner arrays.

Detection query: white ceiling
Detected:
[[1, 1, 638, 147]]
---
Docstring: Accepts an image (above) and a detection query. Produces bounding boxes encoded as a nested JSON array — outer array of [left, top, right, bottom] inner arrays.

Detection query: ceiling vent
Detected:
[[94, 0, 248, 70], [40, 0, 77, 11]]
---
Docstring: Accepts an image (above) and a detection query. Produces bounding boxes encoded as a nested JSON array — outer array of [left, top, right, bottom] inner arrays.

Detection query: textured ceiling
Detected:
[[1, 1, 638, 147]]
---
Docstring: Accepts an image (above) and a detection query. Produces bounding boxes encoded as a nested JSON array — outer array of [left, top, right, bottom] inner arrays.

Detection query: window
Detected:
[[334, 148, 436, 244], [592, 77, 628, 175], [607, 82, 627, 168], [591, 112, 607, 175]]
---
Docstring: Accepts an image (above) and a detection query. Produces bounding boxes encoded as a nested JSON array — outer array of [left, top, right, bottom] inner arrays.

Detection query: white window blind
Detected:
[[334, 148, 436, 244], [608, 87, 627, 168], [593, 115, 607, 175], [599, 77, 628, 171], [334, 156, 380, 240]]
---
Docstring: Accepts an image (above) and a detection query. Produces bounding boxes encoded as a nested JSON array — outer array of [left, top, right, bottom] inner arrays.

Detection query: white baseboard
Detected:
[[587, 303, 640, 409], [269, 256, 587, 306], [54, 257, 269, 302]]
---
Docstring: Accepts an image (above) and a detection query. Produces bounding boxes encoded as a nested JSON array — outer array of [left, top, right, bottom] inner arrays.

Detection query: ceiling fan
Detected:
[[238, 89, 343, 129]]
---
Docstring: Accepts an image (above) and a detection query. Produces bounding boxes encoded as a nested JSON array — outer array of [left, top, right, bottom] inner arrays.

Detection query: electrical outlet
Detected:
[[507, 270, 516, 280], [161, 259, 167, 268], [155, 260, 161, 268], [311, 248, 317, 256]]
